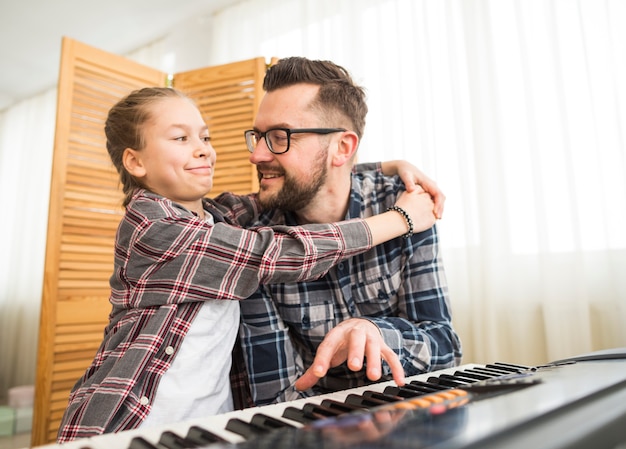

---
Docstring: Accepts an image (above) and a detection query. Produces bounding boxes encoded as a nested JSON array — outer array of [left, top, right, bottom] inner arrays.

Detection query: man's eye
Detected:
[[202, 136, 212, 143], [175, 136, 188, 141]]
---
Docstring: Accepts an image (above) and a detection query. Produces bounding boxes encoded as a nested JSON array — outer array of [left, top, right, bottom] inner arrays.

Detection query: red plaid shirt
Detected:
[[57, 189, 372, 442]]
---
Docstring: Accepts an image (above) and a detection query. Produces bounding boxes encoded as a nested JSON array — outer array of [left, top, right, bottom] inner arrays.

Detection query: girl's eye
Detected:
[[174, 136, 188, 142], [202, 136, 211, 143]]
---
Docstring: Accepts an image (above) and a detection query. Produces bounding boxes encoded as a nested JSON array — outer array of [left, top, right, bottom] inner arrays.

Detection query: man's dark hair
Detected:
[[263, 57, 367, 139]]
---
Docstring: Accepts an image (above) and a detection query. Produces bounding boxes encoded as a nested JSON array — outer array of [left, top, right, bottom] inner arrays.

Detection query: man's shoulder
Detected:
[[351, 171, 402, 214], [352, 170, 403, 193]]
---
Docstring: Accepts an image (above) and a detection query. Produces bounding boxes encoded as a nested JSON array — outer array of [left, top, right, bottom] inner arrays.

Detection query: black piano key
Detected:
[[427, 376, 467, 388], [409, 380, 448, 391], [184, 426, 226, 445], [403, 382, 444, 394], [128, 437, 159, 449], [226, 417, 268, 439], [282, 406, 317, 424], [454, 370, 491, 381], [363, 390, 403, 402], [493, 361, 531, 370], [439, 374, 476, 384], [320, 398, 367, 412], [384, 385, 424, 398], [472, 366, 511, 377], [486, 363, 526, 373], [463, 368, 501, 378], [158, 431, 196, 449], [302, 402, 343, 418], [446, 372, 483, 383], [345, 393, 389, 407], [250, 413, 296, 430]]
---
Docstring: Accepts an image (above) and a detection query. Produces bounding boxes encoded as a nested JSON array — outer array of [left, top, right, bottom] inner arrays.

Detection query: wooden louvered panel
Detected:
[[33, 37, 166, 447], [175, 57, 266, 197]]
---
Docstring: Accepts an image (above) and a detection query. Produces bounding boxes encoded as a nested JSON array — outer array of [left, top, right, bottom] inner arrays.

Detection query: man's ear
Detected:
[[331, 131, 359, 167], [122, 148, 146, 178]]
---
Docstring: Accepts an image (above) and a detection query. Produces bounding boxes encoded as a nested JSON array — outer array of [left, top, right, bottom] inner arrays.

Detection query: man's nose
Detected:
[[248, 137, 274, 164]]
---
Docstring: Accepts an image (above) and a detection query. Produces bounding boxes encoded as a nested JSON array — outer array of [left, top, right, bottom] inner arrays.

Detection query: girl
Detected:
[[57, 87, 437, 442]]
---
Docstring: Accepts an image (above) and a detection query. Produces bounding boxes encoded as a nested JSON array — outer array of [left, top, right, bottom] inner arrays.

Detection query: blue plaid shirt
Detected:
[[239, 167, 462, 405]]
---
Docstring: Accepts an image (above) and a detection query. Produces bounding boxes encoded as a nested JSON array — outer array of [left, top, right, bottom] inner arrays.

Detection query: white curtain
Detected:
[[0, 89, 56, 399], [208, 0, 626, 365], [1, 0, 625, 400]]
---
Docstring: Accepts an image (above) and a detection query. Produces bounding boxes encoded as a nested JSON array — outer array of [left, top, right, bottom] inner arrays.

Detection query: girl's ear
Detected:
[[123, 148, 146, 178]]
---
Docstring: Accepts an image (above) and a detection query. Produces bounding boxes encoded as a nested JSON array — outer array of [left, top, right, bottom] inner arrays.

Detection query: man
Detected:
[[239, 57, 462, 405]]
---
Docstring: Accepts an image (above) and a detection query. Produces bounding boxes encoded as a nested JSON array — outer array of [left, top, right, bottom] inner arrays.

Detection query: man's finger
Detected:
[[363, 336, 382, 381], [346, 326, 366, 371], [294, 366, 322, 391], [381, 345, 405, 386]]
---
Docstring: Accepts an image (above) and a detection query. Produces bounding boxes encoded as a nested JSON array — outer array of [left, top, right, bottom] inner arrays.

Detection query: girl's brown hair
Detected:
[[105, 87, 189, 206]]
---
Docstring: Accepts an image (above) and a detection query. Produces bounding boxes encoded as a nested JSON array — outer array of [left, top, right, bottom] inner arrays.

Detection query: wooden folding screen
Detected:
[[175, 59, 265, 196], [33, 37, 267, 446]]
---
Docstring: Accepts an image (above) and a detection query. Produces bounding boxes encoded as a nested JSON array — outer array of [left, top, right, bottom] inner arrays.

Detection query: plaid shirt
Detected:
[[239, 169, 463, 405], [57, 189, 373, 442]]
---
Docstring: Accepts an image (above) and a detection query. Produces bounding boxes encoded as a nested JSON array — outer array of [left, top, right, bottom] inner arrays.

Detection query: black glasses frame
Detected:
[[244, 128, 347, 154]]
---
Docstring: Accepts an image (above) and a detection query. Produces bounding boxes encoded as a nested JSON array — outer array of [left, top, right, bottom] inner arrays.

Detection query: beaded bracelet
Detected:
[[387, 205, 414, 239]]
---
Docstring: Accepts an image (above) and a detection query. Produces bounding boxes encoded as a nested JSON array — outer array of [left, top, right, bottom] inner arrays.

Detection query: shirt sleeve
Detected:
[[363, 225, 462, 374], [210, 191, 262, 228], [112, 196, 373, 308]]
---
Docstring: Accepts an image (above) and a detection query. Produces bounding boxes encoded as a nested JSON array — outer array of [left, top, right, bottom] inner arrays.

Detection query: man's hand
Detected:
[[380, 160, 446, 219], [294, 318, 406, 391]]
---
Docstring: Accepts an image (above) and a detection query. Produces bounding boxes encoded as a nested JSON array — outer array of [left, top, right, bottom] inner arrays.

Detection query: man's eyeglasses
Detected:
[[244, 128, 346, 154]]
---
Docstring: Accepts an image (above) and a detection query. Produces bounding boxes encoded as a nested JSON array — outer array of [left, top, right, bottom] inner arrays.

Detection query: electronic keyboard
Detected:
[[38, 348, 626, 449]]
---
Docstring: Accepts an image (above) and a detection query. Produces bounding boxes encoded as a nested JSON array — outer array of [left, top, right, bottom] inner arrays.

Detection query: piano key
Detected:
[[282, 406, 317, 424], [128, 437, 159, 449], [363, 390, 403, 402], [225, 417, 268, 439], [344, 392, 390, 408], [439, 374, 477, 384], [184, 425, 226, 445], [249, 413, 296, 431], [409, 379, 449, 391], [157, 430, 196, 449], [485, 363, 525, 373], [491, 362, 531, 371], [468, 366, 513, 376], [454, 370, 491, 381], [320, 398, 367, 413], [427, 376, 468, 388], [301, 402, 343, 418], [384, 385, 426, 398], [401, 382, 441, 394]]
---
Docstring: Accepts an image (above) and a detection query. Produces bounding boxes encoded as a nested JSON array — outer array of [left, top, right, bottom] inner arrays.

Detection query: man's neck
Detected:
[[294, 171, 352, 225]]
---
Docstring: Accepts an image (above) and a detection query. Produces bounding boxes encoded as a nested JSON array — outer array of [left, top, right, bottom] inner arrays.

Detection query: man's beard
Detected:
[[257, 157, 327, 212]]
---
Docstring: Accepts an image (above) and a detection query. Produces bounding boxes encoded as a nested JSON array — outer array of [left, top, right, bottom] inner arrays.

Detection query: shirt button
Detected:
[[338, 263, 344, 270], [165, 346, 174, 355], [140, 396, 150, 406], [302, 314, 310, 326]]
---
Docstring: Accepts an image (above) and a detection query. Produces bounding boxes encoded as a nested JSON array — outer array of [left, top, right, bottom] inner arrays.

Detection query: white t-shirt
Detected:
[[139, 214, 240, 428]]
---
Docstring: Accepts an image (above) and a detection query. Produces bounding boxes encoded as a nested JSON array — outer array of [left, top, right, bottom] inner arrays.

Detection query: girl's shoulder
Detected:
[[127, 190, 192, 221]]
